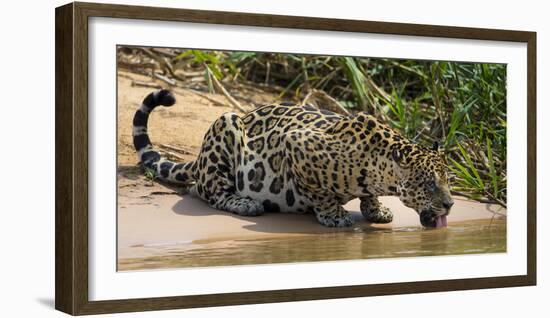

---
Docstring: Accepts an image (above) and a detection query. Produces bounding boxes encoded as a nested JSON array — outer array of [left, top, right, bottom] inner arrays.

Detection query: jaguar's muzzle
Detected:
[[420, 210, 448, 228]]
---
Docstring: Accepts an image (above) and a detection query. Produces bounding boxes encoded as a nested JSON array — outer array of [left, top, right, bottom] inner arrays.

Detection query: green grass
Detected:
[[143, 167, 157, 183]]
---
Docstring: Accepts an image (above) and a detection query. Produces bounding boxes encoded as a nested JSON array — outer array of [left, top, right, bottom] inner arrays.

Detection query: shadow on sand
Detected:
[[171, 194, 381, 235]]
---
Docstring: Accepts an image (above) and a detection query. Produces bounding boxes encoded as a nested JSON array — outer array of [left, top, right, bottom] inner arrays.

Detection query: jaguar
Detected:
[[132, 89, 454, 228]]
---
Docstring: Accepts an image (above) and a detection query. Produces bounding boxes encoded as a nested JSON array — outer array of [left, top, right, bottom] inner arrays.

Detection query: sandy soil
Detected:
[[117, 71, 507, 260]]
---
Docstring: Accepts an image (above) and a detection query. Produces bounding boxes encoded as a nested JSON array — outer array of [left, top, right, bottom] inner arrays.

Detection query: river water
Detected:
[[118, 218, 506, 271]]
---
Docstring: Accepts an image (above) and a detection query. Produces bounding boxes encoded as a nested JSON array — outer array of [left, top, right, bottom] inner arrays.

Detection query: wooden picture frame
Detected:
[[55, 1, 537, 315]]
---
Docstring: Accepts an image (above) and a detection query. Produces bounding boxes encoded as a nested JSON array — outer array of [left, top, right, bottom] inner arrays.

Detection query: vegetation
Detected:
[[118, 47, 507, 205]]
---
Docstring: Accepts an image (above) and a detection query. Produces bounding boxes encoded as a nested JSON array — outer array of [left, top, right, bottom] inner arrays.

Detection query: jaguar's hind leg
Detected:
[[190, 185, 263, 216], [210, 191, 264, 216], [360, 196, 393, 223], [193, 113, 264, 217]]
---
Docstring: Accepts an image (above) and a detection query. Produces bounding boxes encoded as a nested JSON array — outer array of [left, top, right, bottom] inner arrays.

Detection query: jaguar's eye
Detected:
[[425, 180, 436, 192]]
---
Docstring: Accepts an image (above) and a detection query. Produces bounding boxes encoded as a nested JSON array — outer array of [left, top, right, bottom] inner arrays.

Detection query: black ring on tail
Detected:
[[132, 89, 176, 168]]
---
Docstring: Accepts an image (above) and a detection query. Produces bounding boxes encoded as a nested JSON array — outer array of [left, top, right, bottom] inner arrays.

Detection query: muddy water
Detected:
[[118, 218, 506, 271]]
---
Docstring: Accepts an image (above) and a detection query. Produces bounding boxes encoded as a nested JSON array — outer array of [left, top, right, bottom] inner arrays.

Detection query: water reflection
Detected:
[[118, 218, 506, 271]]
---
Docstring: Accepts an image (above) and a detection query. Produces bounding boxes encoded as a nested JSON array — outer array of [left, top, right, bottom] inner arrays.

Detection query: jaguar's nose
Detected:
[[442, 200, 454, 210]]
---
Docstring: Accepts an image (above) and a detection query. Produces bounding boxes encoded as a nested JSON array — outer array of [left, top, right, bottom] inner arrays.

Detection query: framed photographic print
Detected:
[[55, 2, 537, 315]]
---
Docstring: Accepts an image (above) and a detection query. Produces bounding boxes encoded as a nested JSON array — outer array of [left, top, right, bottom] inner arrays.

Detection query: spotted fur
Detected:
[[133, 89, 454, 227]]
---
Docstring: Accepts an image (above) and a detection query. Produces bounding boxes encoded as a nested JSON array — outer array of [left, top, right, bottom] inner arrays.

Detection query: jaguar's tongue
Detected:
[[435, 215, 448, 228]]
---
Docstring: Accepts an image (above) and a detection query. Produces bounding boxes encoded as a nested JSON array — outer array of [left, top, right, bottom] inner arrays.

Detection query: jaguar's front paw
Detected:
[[362, 205, 393, 224], [315, 209, 354, 227]]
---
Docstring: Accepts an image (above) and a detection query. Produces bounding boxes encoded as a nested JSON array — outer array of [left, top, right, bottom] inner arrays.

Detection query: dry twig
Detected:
[[131, 80, 162, 89], [154, 73, 176, 86], [451, 190, 507, 209], [159, 143, 198, 156], [302, 89, 351, 116], [173, 87, 226, 107], [162, 150, 187, 161], [206, 66, 248, 113]]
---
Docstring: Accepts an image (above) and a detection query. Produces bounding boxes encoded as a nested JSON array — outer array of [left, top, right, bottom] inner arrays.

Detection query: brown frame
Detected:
[[55, 1, 537, 315]]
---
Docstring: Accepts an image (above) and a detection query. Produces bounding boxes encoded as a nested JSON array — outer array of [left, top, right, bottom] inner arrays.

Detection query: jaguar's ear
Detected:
[[432, 141, 440, 151], [392, 147, 413, 169], [392, 148, 407, 168], [391, 148, 402, 162]]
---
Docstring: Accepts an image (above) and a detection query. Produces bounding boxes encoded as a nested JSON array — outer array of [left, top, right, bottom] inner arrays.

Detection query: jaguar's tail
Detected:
[[132, 89, 194, 184]]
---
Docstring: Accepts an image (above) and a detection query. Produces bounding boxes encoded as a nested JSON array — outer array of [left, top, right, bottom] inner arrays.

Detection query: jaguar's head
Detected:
[[391, 142, 454, 228]]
